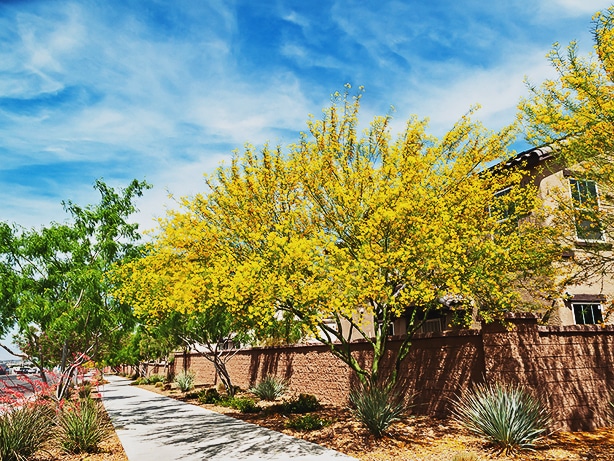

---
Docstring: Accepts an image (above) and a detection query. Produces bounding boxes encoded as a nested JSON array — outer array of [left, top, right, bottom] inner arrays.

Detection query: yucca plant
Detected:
[[0, 403, 55, 461], [250, 375, 288, 401], [349, 382, 409, 438], [57, 398, 111, 454], [452, 382, 551, 455], [174, 371, 195, 392]]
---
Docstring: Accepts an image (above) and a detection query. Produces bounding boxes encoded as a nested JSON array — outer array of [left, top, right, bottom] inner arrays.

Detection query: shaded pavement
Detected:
[[100, 375, 357, 461]]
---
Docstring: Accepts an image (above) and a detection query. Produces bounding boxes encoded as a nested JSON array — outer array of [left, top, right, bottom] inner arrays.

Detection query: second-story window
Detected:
[[491, 187, 515, 223], [569, 178, 604, 241]]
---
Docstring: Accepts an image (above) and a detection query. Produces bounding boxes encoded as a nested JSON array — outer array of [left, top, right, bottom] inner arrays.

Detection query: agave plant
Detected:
[[349, 382, 409, 438], [174, 371, 195, 392], [250, 375, 288, 401], [452, 382, 551, 455]]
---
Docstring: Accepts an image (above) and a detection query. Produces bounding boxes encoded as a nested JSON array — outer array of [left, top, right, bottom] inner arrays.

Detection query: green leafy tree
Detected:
[[0, 179, 150, 397]]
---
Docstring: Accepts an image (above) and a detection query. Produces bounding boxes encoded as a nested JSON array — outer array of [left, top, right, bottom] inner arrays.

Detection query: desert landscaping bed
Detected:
[[137, 383, 614, 461]]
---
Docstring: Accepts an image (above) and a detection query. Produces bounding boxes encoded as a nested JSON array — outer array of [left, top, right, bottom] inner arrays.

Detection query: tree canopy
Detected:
[[519, 6, 614, 285], [0, 179, 149, 389], [114, 89, 560, 388]]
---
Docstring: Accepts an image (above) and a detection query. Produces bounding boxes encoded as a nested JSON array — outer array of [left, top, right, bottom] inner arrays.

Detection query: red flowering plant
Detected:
[[0, 372, 55, 412], [0, 374, 56, 460]]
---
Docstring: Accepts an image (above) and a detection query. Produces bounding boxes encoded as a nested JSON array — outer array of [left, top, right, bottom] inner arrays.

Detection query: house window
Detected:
[[572, 302, 603, 325], [569, 178, 604, 241], [491, 187, 515, 222]]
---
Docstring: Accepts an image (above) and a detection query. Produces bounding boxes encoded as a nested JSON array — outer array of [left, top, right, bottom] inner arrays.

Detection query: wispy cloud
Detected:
[[0, 0, 606, 234]]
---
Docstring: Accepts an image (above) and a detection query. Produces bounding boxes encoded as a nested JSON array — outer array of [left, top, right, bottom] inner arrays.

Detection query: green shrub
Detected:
[[278, 393, 320, 414], [174, 371, 195, 392], [0, 403, 54, 461], [235, 397, 261, 413], [183, 390, 200, 400], [198, 388, 221, 404], [250, 375, 288, 401], [452, 382, 551, 455], [57, 398, 111, 454], [285, 414, 331, 431], [147, 374, 165, 385], [217, 396, 260, 413], [233, 397, 261, 413], [349, 383, 408, 438]]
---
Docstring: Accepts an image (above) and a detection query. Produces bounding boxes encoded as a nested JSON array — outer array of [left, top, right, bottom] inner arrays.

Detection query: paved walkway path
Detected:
[[100, 375, 357, 461]]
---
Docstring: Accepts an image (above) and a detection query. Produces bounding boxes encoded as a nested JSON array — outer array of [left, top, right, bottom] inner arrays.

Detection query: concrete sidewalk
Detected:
[[100, 375, 357, 461]]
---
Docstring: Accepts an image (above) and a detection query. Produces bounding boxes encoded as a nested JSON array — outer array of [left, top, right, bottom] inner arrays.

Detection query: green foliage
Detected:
[[0, 179, 150, 375], [250, 375, 288, 401], [452, 382, 551, 455], [174, 371, 195, 392], [218, 396, 260, 413], [135, 374, 165, 385], [349, 383, 409, 438], [0, 403, 54, 461], [198, 387, 221, 404], [285, 414, 331, 431], [57, 398, 111, 454], [277, 393, 321, 414]]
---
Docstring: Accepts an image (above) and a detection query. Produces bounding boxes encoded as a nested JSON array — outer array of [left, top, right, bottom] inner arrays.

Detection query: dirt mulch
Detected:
[[29, 380, 614, 460], [141, 384, 614, 461]]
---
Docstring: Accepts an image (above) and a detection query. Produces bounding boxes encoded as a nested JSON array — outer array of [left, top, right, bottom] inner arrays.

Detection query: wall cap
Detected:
[[538, 324, 614, 334]]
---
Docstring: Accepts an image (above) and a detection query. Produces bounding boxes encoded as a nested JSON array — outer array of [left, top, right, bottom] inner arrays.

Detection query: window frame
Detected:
[[571, 302, 603, 325], [568, 178, 605, 242], [490, 186, 518, 227]]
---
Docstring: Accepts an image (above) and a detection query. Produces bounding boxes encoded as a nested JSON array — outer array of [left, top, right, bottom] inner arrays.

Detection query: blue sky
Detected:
[[0, 0, 612, 356]]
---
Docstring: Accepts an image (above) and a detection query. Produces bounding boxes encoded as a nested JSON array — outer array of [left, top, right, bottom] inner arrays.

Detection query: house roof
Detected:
[[504, 145, 555, 169]]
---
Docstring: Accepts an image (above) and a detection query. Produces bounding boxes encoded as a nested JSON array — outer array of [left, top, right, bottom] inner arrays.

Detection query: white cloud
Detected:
[[541, 0, 613, 15], [383, 48, 560, 138]]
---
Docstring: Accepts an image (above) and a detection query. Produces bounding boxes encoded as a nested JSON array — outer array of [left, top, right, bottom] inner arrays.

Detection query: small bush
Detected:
[[146, 374, 165, 385], [218, 396, 260, 413], [174, 371, 195, 392], [278, 393, 320, 414], [0, 403, 54, 461], [250, 375, 288, 401], [349, 383, 409, 438], [452, 382, 551, 455], [198, 388, 221, 405], [285, 414, 331, 431], [234, 397, 261, 413], [57, 398, 111, 454]]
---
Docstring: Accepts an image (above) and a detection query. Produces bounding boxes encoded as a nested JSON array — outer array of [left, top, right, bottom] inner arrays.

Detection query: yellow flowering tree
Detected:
[[519, 6, 614, 285], [115, 89, 560, 389]]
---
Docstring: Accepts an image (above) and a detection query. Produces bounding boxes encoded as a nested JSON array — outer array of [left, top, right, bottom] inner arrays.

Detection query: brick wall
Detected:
[[172, 314, 614, 431]]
